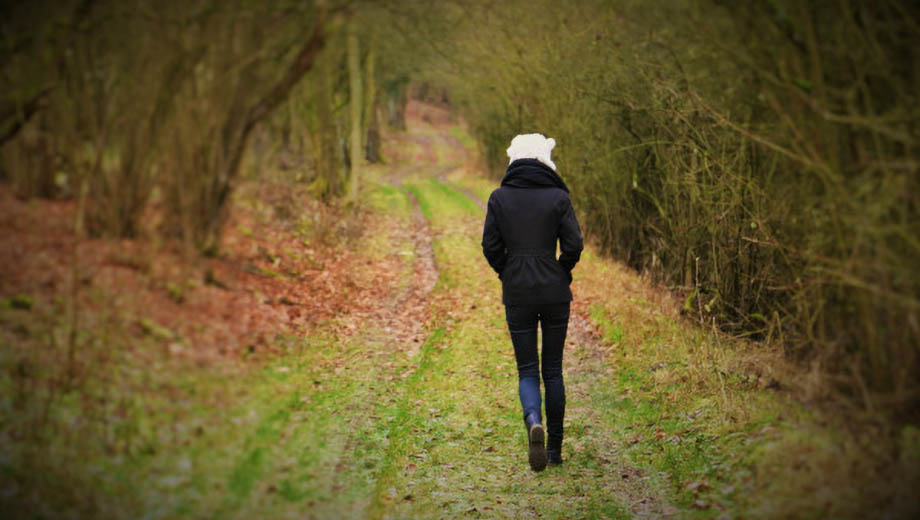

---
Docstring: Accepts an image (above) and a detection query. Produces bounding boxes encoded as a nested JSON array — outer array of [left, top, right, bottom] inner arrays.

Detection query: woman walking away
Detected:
[[481, 133, 583, 472]]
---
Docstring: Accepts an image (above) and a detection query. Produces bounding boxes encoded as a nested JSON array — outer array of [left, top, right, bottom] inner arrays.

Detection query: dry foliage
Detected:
[[422, 0, 920, 420]]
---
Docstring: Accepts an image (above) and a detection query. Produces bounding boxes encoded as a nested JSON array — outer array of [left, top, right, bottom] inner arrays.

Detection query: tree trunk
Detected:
[[363, 36, 381, 163], [386, 78, 408, 130], [347, 21, 362, 203], [312, 49, 339, 201], [198, 5, 326, 252]]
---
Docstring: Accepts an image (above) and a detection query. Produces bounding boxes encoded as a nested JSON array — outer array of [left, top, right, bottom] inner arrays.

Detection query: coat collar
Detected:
[[501, 159, 570, 193]]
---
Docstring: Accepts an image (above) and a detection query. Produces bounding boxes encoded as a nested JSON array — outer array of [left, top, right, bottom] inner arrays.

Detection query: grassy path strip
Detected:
[[438, 171, 486, 212]]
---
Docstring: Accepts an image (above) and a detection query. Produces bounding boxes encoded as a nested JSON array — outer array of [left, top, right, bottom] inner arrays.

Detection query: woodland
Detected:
[[1, 0, 918, 518]]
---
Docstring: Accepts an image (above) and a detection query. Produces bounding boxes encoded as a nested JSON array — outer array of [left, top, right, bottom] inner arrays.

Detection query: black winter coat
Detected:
[[481, 159, 584, 306]]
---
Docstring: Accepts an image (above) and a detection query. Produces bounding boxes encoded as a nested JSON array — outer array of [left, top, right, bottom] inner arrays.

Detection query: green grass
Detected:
[[590, 303, 624, 344], [445, 166, 496, 203], [404, 177, 480, 223], [363, 180, 413, 266], [578, 272, 795, 517], [366, 181, 412, 218]]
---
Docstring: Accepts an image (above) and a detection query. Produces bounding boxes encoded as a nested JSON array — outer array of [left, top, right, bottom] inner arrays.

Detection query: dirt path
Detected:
[[349, 105, 670, 518], [188, 109, 885, 518], [379, 180, 439, 355]]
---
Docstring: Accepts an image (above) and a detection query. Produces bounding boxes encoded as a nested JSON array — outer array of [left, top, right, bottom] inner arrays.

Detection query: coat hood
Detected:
[[501, 159, 570, 193]]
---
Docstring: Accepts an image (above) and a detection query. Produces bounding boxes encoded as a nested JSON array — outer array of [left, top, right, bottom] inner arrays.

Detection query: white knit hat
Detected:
[[506, 133, 557, 171]]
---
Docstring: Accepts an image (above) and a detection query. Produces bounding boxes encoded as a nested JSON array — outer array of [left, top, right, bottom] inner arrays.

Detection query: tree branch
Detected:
[[0, 83, 54, 146], [245, 6, 327, 130]]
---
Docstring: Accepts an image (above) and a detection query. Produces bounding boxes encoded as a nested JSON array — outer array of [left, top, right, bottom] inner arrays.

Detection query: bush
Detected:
[[431, 0, 920, 418]]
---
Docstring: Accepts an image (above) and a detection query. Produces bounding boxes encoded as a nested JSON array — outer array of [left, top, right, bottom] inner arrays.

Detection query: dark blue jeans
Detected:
[[505, 302, 569, 444]]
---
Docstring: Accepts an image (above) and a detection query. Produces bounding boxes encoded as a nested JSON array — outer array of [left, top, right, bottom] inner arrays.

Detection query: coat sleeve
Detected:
[[481, 192, 507, 278], [557, 193, 583, 276]]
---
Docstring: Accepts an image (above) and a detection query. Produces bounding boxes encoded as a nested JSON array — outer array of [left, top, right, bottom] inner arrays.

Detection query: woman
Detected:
[[481, 133, 583, 472]]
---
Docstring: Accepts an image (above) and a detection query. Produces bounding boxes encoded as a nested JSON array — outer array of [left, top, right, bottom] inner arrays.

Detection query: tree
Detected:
[[346, 18, 362, 204]]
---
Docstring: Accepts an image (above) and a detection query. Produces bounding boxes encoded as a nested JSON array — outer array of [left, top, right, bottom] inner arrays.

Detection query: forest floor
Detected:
[[1, 101, 916, 519]]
